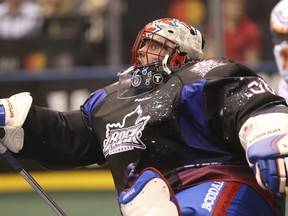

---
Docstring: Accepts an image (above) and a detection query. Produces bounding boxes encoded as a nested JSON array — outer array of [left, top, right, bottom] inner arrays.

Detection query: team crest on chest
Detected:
[[103, 105, 150, 157]]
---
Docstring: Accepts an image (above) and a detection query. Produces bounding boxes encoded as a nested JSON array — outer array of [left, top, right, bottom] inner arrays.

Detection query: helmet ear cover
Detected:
[[170, 50, 187, 66]]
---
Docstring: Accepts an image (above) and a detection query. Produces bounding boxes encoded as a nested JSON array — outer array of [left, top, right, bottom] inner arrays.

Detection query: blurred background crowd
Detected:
[[0, 0, 278, 71]]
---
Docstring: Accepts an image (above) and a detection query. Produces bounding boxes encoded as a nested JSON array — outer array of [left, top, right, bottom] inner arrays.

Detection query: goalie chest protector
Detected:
[[86, 57, 272, 193]]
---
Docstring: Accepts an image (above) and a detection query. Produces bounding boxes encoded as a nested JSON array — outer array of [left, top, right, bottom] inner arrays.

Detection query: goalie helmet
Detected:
[[270, 0, 288, 81], [117, 18, 205, 99], [131, 18, 205, 68]]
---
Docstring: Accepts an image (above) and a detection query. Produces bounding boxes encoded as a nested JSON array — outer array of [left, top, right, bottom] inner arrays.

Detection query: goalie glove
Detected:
[[239, 113, 288, 193], [0, 92, 32, 153]]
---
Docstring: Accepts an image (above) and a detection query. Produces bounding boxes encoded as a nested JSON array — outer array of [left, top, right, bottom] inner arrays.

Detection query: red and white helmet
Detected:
[[270, 0, 288, 44], [131, 18, 205, 68]]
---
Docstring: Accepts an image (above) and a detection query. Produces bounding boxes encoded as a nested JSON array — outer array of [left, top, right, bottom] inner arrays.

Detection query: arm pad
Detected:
[[0, 92, 32, 153]]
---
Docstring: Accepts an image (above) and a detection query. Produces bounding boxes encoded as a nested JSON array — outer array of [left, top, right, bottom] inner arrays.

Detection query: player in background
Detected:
[[0, 18, 287, 215], [270, 0, 288, 102]]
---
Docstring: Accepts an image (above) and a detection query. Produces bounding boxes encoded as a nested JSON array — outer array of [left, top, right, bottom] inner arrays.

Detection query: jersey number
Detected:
[[248, 79, 275, 95]]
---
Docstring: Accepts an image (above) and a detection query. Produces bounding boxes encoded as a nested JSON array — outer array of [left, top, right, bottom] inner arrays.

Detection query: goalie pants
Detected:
[[176, 181, 274, 216]]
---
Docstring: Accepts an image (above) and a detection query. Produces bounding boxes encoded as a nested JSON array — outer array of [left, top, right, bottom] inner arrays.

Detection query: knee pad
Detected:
[[119, 168, 181, 216]]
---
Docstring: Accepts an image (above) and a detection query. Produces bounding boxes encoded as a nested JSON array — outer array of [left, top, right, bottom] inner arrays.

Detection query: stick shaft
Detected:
[[1, 150, 67, 216]]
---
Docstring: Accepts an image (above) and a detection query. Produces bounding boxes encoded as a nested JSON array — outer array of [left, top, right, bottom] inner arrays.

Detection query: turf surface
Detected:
[[0, 191, 121, 216]]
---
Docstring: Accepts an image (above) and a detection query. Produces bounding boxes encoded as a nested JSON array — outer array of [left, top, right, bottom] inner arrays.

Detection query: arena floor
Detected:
[[0, 170, 121, 216], [0, 191, 120, 216]]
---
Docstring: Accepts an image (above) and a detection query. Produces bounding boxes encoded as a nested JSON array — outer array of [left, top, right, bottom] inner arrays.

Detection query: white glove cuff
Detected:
[[239, 113, 288, 151], [0, 92, 32, 153]]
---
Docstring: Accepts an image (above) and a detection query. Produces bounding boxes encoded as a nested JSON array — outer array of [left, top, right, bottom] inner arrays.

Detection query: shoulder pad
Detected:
[[179, 57, 256, 79]]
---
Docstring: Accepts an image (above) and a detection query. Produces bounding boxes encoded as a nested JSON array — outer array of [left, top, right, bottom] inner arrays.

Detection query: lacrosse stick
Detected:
[[0, 145, 67, 216]]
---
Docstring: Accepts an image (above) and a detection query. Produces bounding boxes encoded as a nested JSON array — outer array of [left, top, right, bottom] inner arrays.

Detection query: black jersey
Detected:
[[21, 57, 286, 196]]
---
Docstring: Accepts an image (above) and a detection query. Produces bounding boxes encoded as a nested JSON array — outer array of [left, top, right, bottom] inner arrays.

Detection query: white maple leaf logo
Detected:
[[103, 105, 150, 156]]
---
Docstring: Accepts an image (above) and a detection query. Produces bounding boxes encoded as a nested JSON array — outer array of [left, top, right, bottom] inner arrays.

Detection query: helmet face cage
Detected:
[[131, 29, 176, 67], [131, 18, 204, 69], [119, 18, 205, 99]]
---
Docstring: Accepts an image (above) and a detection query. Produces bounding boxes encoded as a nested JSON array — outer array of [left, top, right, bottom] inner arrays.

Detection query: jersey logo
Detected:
[[103, 105, 150, 157], [189, 59, 227, 77]]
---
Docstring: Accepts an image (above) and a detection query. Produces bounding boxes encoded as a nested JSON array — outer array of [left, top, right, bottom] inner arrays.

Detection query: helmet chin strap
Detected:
[[162, 54, 172, 75]]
